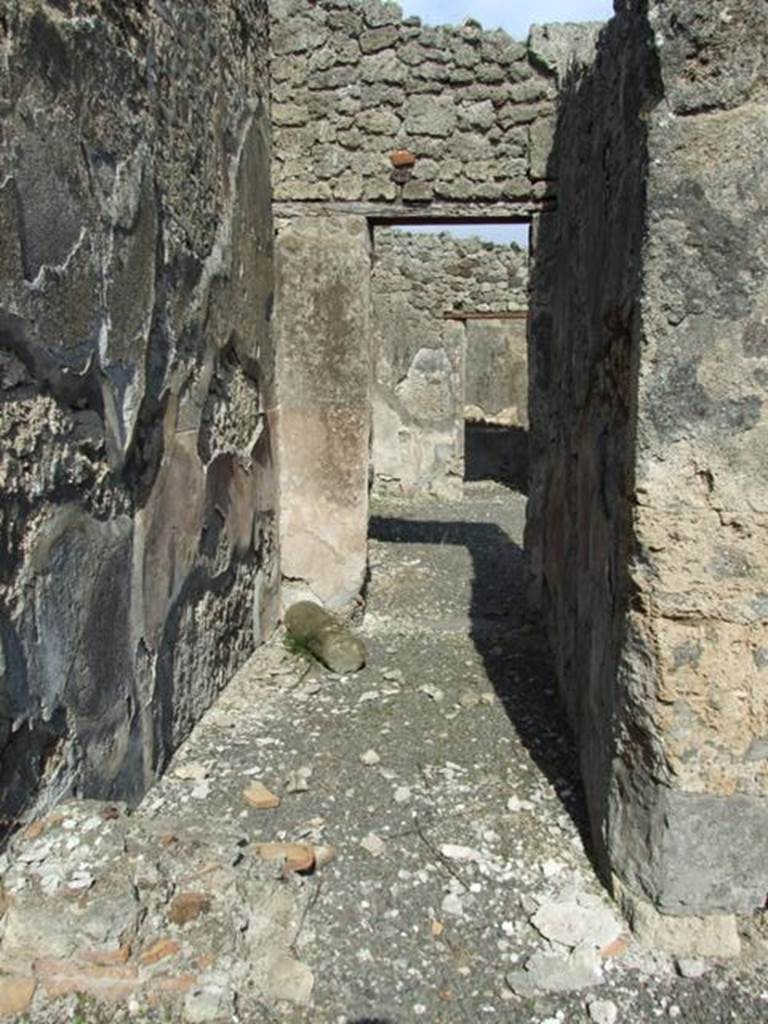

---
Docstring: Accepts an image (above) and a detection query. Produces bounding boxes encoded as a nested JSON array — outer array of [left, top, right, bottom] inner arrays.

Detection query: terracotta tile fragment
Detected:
[[139, 938, 181, 966], [389, 148, 416, 168], [82, 945, 132, 966], [254, 842, 315, 872], [242, 782, 281, 809], [0, 976, 36, 1016]]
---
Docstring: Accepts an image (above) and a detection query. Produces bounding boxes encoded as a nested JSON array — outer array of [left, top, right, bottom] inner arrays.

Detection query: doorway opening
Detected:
[[369, 220, 531, 501]]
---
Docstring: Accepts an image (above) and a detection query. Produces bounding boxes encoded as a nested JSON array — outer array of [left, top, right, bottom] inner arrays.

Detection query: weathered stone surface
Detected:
[[0, 1, 277, 831], [526, 0, 768, 927], [274, 216, 371, 609]]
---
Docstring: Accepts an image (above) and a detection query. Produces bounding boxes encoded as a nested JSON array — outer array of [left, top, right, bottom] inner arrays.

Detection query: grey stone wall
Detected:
[[269, 0, 557, 211], [371, 229, 528, 496], [0, 1, 276, 828], [527, 0, 768, 927]]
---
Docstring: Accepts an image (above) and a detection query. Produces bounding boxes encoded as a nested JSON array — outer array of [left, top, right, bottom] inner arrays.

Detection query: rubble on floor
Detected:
[[0, 486, 766, 1022]]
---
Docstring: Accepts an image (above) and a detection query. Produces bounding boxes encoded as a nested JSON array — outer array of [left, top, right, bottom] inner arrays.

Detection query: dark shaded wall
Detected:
[[527, 0, 768, 923], [0, 0, 277, 829]]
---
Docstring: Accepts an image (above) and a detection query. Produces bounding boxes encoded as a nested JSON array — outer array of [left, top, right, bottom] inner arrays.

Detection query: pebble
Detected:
[[676, 957, 709, 979], [285, 766, 313, 793], [419, 685, 444, 701], [507, 795, 534, 812], [173, 761, 209, 782], [440, 843, 481, 863], [360, 749, 381, 766], [393, 786, 411, 804], [441, 893, 464, 917], [588, 998, 619, 1024], [360, 834, 386, 857]]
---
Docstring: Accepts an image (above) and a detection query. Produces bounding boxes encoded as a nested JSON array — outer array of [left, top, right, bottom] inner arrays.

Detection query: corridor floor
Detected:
[[2, 485, 767, 1022]]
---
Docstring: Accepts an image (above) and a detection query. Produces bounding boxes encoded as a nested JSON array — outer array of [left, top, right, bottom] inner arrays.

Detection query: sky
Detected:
[[397, 0, 614, 247], [399, 0, 614, 41]]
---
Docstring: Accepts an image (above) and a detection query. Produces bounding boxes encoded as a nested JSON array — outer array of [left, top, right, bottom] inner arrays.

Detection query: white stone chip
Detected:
[[440, 843, 481, 863], [360, 834, 386, 857], [588, 998, 619, 1024]]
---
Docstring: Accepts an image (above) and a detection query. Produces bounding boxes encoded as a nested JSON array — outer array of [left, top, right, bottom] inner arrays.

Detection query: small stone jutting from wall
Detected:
[[527, 0, 768, 947], [0, 2, 277, 830], [268, 0, 579, 607], [371, 228, 529, 498]]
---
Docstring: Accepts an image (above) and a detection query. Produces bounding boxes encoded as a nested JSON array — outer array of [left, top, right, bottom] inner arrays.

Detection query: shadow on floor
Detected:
[[368, 512, 594, 865], [464, 421, 529, 493]]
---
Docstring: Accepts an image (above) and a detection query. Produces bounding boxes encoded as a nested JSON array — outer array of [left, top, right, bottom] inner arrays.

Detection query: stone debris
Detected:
[[172, 762, 209, 782], [441, 892, 464, 917], [531, 893, 623, 950], [360, 834, 386, 857], [507, 795, 535, 812], [0, 492, 765, 1021], [587, 996, 619, 1024], [440, 843, 482, 863], [242, 782, 281, 810], [285, 765, 313, 793], [419, 684, 445, 701], [675, 957, 710, 979], [506, 945, 603, 995]]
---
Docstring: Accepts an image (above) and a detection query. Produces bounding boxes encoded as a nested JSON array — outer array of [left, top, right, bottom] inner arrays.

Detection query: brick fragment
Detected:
[[242, 782, 281, 809], [0, 976, 36, 1017], [389, 148, 416, 168], [254, 842, 315, 873], [139, 938, 181, 966]]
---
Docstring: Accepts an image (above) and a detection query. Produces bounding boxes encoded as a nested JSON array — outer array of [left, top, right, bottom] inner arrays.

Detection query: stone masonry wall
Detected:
[[269, 0, 557, 211], [527, 0, 768, 929], [371, 229, 528, 496], [0, 1, 276, 829]]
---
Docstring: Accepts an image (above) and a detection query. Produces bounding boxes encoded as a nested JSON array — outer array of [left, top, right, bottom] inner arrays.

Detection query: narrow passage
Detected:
[[4, 486, 765, 1022]]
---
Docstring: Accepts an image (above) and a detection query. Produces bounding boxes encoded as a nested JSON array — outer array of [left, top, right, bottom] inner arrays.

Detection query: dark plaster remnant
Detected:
[[0, 0, 278, 835]]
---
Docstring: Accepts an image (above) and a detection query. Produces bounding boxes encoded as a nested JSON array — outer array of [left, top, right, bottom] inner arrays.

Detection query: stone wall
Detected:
[[0, 1, 276, 829], [269, 0, 557, 212], [371, 229, 528, 496], [274, 215, 371, 609], [527, 0, 768, 931]]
